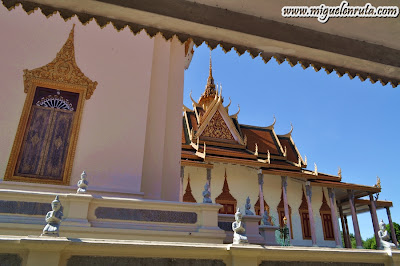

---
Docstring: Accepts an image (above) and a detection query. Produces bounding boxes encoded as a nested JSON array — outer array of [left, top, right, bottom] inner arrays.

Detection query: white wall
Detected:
[[184, 162, 339, 247]]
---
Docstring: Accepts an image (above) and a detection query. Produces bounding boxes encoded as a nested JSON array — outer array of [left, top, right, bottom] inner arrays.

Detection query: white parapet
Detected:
[[0, 189, 226, 244]]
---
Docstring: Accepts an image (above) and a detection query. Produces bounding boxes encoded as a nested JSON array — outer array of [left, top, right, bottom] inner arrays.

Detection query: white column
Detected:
[[141, 34, 170, 200], [160, 36, 185, 201], [141, 35, 184, 201]]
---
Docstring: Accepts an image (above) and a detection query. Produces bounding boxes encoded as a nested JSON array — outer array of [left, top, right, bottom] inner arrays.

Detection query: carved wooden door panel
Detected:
[[15, 88, 76, 181], [15, 106, 54, 177]]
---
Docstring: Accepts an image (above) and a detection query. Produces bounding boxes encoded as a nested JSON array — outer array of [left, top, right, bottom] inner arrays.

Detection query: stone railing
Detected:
[[218, 213, 264, 244], [0, 189, 226, 243]]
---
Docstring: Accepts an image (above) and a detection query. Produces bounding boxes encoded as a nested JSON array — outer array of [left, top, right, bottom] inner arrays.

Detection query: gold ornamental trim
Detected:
[[23, 25, 97, 99]]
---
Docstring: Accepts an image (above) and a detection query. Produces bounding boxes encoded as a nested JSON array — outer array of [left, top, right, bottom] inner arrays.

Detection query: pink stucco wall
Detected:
[[0, 5, 159, 194]]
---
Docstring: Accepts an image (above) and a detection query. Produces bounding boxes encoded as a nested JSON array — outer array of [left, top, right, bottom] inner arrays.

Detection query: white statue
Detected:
[[232, 208, 248, 244], [378, 220, 396, 250], [202, 183, 212, 203], [77, 171, 88, 193], [42, 196, 63, 237], [245, 196, 254, 215]]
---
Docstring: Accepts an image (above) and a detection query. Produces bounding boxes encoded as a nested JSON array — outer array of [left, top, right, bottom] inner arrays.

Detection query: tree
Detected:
[[341, 231, 364, 248], [363, 236, 377, 249]]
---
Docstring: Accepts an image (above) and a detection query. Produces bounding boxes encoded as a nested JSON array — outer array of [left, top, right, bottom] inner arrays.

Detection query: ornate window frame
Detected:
[[320, 189, 335, 241], [5, 26, 97, 185], [298, 187, 311, 240]]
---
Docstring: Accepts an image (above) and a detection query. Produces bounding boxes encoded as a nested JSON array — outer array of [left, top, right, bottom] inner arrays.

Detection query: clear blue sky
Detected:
[[184, 44, 400, 240]]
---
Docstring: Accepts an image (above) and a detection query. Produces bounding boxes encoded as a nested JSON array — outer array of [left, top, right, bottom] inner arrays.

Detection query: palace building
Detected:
[[180, 60, 396, 248]]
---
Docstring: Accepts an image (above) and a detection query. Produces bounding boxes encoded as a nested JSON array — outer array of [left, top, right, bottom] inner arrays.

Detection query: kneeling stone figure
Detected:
[[232, 208, 248, 244], [42, 195, 63, 237]]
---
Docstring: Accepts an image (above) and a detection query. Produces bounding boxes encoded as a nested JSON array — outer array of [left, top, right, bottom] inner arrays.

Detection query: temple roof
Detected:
[[181, 64, 383, 200]]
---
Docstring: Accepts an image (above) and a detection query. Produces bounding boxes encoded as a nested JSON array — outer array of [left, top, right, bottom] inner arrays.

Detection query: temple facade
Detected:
[[0, 2, 399, 266]]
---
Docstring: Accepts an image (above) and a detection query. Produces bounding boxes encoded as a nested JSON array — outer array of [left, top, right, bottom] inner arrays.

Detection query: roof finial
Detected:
[[209, 51, 212, 77]]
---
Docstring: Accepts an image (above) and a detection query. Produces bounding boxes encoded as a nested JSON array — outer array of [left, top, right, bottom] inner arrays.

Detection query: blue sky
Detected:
[[184, 44, 400, 240]]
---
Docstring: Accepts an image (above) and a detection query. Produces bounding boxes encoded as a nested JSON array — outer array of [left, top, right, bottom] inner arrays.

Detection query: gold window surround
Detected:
[[5, 25, 97, 185]]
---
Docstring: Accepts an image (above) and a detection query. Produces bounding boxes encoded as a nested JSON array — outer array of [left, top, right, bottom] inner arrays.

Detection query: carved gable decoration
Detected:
[[23, 25, 98, 99], [201, 110, 234, 140]]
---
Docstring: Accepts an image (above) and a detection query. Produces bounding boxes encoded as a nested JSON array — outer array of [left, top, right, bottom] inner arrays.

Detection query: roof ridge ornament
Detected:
[[338, 167, 342, 178], [279, 123, 294, 138], [225, 97, 232, 112], [314, 163, 318, 176], [230, 104, 240, 119], [265, 115, 276, 129], [190, 91, 200, 107]]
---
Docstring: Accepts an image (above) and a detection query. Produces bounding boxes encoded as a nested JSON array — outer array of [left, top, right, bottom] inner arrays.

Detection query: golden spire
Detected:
[[205, 51, 216, 94], [198, 51, 217, 107]]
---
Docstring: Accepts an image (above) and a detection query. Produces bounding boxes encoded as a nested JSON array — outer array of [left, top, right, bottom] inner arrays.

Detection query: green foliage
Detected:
[[363, 236, 377, 249], [341, 231, 364, 248], [386, 222, 400, 245]]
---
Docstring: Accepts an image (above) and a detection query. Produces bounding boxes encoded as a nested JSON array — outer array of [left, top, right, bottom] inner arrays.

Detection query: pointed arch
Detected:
[[299, 186, 311, 240], [183, 175, 197, 203], [320, 189, 335, 240]]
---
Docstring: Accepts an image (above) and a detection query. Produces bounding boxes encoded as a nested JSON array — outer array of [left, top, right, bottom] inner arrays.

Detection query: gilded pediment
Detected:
[[23, 25, 97, 99]]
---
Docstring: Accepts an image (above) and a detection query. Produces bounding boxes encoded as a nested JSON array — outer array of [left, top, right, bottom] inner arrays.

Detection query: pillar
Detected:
[[141, 34, 170, 200], [328, 188, 342, 247], [338, 203, 350, 248], [141, 35, 185, 201], [179, 166, 184, 202], [386, 207, 398, 247], [344, 215, 352, 248], [206, 168, 212, 194], [348, 190, 363, 248], [258, 169, 264, 215], [369, 193, 381, 248], [281, 176, 291, 239], [305, 182, 317, 246], [160, 36, 185, 201]]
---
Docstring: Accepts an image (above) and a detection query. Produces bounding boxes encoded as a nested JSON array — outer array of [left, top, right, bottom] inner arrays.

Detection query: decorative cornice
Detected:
[[3, 0, 399, 87]]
